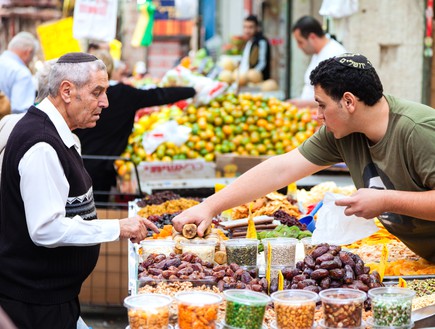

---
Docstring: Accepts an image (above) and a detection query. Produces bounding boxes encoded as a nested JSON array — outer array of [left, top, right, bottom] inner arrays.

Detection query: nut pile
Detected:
[[127, 307, 169, 329], [138, 253, 267, 292], [269, 244, 383, 295], [323, 296, 363, 328], [275, 303, 315, 329]]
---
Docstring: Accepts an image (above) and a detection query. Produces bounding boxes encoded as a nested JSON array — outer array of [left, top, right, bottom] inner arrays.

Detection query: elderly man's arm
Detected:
[[19, 142, 157, 247]]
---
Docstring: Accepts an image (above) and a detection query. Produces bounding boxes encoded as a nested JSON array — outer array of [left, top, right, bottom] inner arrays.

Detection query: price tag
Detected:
[[246, 218, 257, 239], [278, 270, 284, 291], [398, 277, 408, 288], [266, 241, 271, 294], [378, 243, 389, 282]]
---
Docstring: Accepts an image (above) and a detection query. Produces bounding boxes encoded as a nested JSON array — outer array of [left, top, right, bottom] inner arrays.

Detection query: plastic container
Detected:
[[223, 289, 271, 329], [319, 288, 367, 328], [263, 238, 298, 267], [140, 240, 176, 261], [124, 293, 172, 329], [180, 240, 216, 263], [224, 239, 259, 267], [271, 290, 318, 329], [368, 287, 415, 328], [301, 237, 316, 256], [175, 291, 222, 329]]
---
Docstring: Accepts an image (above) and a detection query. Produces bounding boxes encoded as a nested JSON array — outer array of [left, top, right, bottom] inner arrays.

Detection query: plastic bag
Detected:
[[142, 120, 191, 154], [160, 66, 228, 105], [311, 192, 379, 245], [319, 0, 359, 18]]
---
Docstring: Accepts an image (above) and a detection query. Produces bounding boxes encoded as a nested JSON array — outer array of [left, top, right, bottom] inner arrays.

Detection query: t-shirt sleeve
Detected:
[[407, 121, 435, 189], [298, 126, 343, 165]]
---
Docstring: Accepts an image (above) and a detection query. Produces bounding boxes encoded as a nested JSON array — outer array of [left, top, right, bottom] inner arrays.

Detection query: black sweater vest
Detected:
[[0, 106, 99, 304]]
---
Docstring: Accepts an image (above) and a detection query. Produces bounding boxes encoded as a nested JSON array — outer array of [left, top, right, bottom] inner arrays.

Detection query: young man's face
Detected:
[[293, 29, 316, 55], [314, 85, 351, 139], [66, 70, 109, 130], [243, 21, 257, 40]]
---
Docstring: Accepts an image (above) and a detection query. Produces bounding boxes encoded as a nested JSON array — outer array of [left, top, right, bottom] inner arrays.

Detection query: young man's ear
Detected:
[[59, 81, 73, 104], [342, 92, 356, 113]]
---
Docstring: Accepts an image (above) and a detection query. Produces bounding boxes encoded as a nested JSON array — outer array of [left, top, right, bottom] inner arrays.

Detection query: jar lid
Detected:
[[262, 237, 299, 245], [271, 290, 319, 304], [175, 291, 222, 305], [124, 293, 172, 309], [319, 288, 366, 304], [180, 239, 216, 246], [224, 238, 259, 246], [140, 239, 175, 247], [223, 289, 271, 306], [368, 287, 415, 300]]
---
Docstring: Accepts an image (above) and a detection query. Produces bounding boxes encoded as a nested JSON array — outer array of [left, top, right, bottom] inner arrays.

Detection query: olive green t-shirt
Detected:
[[299, 94, 435, 262]]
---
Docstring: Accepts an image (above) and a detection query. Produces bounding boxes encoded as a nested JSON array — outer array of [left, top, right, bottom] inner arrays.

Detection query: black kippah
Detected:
[[334, 53, 373, 70], [57, 52, 98, 64]]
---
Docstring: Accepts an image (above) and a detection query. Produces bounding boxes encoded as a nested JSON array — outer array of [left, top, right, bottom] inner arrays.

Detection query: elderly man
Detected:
[[0, 52, 158, 329], [0, 32, 39, 113]]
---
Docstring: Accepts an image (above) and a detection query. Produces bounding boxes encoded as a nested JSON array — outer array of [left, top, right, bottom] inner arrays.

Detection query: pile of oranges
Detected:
[[116, 93, 318, 178]]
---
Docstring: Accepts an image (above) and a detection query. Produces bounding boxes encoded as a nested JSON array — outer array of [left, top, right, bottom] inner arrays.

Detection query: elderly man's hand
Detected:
[[119, 216, 159, 243]]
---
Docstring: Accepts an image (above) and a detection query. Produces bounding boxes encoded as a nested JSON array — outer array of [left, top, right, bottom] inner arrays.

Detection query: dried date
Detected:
[[310, 269, 329, 280], [329, 268, 345, 279], [311, 244, 330, 259], [319, 260, 341, 270], [315, 252, 334, 264]]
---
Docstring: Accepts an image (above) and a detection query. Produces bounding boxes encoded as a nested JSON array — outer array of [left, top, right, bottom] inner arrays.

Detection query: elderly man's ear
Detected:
[[59, 81, 73, 104]]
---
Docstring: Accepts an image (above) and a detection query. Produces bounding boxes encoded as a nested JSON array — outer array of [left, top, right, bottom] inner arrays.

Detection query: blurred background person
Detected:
[[74, 50, 198, 204], [0, 32, 39, 113], [238, 14, 271, 80], [288, 16, 346, 109]]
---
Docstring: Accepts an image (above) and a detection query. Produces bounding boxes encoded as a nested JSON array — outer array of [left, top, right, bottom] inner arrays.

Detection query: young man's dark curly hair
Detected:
[[309, 57, 384, 106]]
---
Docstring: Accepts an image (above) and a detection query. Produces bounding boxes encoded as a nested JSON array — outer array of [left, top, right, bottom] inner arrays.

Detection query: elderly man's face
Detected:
[[67, 70, 109, 130]]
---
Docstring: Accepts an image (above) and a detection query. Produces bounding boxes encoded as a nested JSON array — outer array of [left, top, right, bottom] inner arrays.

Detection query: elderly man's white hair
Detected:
[[8, 32, 39, 52]]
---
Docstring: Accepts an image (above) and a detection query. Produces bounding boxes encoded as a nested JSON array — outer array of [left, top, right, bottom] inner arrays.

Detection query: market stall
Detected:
[[119, 182, 435, 329]]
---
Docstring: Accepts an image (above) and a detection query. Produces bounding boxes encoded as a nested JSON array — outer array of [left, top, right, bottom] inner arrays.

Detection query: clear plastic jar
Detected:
[[263, 238, 298, 267], [368, 287, 415, 328], [140, 240, 176, 261], [224, 239, 259, 267], [180, 240, 216, 263], [319, 288, 366, 328], [175, 291, 222, 329], [224, 289, 270, 329], [271, 290, 318, 329], [124, 293, 172, 329]]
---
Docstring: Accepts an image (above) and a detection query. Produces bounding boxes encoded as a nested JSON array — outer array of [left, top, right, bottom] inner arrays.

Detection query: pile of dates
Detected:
[[138, 252, 267, 292], [272, 243, 383, 296]]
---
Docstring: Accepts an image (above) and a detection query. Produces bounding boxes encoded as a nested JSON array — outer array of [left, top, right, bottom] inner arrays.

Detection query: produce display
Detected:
[[117, 93, 317, 172], [269, 244, 383, 295], [124, 293, 171, 329], [138, 198, 199, 218], [232, 192, 301, 220], [138, 252, 267, 293], [263, 238, 298, 267], [224, 239, 259, 267]]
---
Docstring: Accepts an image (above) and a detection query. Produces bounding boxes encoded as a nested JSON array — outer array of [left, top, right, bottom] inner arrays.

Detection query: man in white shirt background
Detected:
[[0, 52, 158, 329], [0, 32, 39, 113], [288, 16, 347, 109]]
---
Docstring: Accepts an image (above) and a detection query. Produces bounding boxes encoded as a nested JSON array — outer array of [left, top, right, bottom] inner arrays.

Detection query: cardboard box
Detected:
[[138, 159, 216, 182], [215, 154, 270, 177]]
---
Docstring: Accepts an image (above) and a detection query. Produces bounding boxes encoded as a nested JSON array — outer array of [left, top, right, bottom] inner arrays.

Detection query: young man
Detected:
[[173, 53, 435, 263], [289, 16, 346, 109], [0, 53, 158, 329], [239, 15, 271, 80]]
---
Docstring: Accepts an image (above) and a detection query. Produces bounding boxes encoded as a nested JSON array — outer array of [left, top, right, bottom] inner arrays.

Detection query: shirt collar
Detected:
[[2, 50, 26, 67], [36, 98, 79, 150]]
